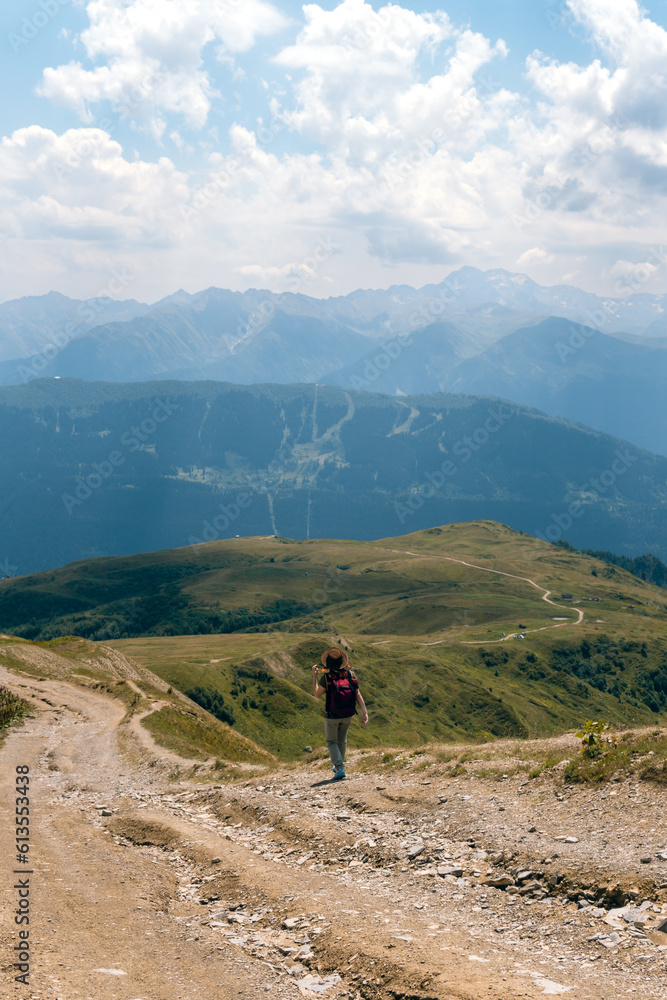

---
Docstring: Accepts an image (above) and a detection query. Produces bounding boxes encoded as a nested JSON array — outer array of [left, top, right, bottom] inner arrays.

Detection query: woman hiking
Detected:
[[312, 647, 368, 780]]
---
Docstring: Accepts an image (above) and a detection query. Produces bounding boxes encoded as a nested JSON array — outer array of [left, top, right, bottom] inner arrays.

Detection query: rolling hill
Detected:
[[2, 522, 666, 759], [1, 378, 667, 572], [0, 631, 272, 765]]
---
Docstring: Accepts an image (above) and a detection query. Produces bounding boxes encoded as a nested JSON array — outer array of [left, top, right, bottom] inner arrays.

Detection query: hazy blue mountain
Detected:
[[2, 272, 667, 457], [0, 378, 666, 574], [12, 306, 373, 385], [0, 290, 150, 364], [175, 312, 375, 384], [39, 296, 247, 382], [310, 266, 667, 337], [645, 314, 667, 337], [426, 268, 667, 336], [438, 318, 667, 457], [322, 321, 469, 395], [324, 316, 667, 456], [3, 266, 667, 384]]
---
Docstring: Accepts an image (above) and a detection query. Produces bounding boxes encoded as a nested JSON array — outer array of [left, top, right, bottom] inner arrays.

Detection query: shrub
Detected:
[[185, 685, 235, 727], [0, 686, 29, 728], [575, 719, 615, 758]]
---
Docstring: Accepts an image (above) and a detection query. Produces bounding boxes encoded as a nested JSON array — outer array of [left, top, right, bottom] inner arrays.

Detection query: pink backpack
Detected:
[[325, 669, 359, 719]]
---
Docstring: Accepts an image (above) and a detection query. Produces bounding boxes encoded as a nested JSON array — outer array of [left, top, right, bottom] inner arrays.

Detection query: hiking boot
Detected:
[[331, 768, 346, 781]]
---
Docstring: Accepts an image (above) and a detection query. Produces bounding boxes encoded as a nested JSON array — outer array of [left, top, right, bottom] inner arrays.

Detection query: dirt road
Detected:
[[381, 547, 585, 644], [1, 662, 666, 1000]]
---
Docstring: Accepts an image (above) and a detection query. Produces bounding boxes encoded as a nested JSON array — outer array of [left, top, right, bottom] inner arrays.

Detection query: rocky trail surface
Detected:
[[1, 661, 667, 1000]]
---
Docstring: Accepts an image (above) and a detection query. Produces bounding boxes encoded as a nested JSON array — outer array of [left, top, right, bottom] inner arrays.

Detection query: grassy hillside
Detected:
[[0, 632, 273, 768], [0, 519, 652, 759], [2, 521, 666, 640], [2, 521, 667, 759]]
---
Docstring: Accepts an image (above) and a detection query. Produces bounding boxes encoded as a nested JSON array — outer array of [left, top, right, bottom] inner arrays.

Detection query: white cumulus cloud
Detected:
[[0, 126, 191, 297], [38, 0, 289, 136], [3, 0, 667, 300], [273, 0, 509, 156], [517, 248, 556, 267]]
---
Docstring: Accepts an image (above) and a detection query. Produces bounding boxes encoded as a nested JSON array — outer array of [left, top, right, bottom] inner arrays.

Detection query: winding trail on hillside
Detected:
[[379, 547, 584, 643]]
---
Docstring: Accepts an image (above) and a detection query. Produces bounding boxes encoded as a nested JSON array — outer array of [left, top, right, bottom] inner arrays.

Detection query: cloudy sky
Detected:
[[2, 0, 667, 304]]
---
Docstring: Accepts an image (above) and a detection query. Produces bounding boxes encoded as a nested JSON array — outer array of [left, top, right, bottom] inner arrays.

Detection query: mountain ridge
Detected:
[[1, 378, 666, 572], [2, 269, 666, 456], [3, 264, 667, 369]]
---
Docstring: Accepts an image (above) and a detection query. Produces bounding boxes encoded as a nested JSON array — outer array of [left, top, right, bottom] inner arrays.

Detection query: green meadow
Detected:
[[2, 521, 666, 760], [73, 521, 667, 759]]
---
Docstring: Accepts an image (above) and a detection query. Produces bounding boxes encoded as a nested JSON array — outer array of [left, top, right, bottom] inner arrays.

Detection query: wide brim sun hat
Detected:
[[321, 647, 349, 669]]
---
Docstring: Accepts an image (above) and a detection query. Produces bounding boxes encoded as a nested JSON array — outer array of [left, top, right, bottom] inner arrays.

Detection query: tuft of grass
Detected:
[[0, 685, 30, 733], [639, 759, 667, 783], [0, 686, 29, 725], [476, 766, 516, 780], [564, 729, 667, 784], [410, 759, 434, 772], [447, 763, 468, 776]]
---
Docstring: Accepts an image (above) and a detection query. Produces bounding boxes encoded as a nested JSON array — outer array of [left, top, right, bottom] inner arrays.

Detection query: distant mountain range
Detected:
[[0, 289, 151, 367], [1, 268, 666, 456], [1, 379, 666, 574], [326, 316, 667, 456]]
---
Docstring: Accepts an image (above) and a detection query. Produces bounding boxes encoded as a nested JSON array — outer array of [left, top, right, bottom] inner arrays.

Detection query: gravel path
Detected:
[[1, 663, 666, 1000]]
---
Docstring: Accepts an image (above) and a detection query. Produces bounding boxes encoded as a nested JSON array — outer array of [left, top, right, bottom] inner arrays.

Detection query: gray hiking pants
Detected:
[[324, 715, 353, 770]]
